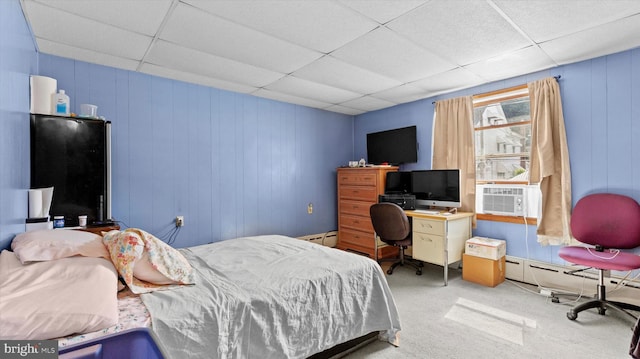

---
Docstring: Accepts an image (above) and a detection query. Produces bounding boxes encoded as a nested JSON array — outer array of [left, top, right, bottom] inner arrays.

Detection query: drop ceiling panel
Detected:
[[331, 27, 456, 83], [324, 105, 364, 116], [463, 46, 557, 82], [494, 0, 640, 42], [29, 0, 172, 36], [265, 76, 362, 104], [338, 0, 427, 24], [24, 1, 152, 60], [252, 89, 333, 110], [411, 68, 485, 94], [339, 95, 397, 112], [371, 83, 429, 104], [540, 14, 640, 65], [161, 3, 322, 74], [388, 0, 531, 66], [146, 41, 285, 88], [183, 0, 379, 53], [140, 63, 257, 94], [36, 39, 140, 71], [291, 56, 402, 94]]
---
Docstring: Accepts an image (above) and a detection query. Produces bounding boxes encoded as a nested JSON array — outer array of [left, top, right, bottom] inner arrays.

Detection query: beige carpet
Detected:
[[347, 262, 636, 358]]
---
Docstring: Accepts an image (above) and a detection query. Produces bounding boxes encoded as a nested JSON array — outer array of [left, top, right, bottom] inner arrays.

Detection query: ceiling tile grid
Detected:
[[21, 0, 640, 115]]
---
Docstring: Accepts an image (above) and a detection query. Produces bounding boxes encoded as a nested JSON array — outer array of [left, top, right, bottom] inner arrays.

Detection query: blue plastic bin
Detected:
[[59, 328, 167, 359]]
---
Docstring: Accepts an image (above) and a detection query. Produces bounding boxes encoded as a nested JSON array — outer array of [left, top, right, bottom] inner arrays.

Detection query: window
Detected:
[[473, 85, 539, 224]]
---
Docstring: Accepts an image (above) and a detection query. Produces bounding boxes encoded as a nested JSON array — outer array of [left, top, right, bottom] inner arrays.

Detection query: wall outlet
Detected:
[[175, 216, 184, 227], [307, 203, 313, 214]]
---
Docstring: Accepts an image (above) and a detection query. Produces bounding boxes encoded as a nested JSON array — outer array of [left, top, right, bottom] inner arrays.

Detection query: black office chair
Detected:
[[370, 202, 423, 275]]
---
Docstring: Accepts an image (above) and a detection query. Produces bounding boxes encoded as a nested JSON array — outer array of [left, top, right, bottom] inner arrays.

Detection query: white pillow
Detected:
[[0, 250, 119, 340], [102, 229, 194, 293], [11, 229, 109, 264], [133, 251, 175, 285]]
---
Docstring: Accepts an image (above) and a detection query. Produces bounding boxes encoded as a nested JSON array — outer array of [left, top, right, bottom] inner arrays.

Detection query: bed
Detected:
[[0, 229, 401, 359]]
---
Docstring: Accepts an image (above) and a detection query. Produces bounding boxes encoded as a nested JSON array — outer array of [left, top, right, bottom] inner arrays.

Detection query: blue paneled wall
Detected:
[[355, 48, 640, 264], [2, 0, 639, 266], [37, 55, 353, 248], [0, 0, 37, 250]]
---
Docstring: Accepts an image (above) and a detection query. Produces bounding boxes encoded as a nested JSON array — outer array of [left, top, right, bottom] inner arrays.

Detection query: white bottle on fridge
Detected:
[[52, 89, 70, 116]]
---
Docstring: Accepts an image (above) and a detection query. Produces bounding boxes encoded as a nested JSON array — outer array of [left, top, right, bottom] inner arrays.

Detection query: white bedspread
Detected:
[[141, 235, 401, 359]]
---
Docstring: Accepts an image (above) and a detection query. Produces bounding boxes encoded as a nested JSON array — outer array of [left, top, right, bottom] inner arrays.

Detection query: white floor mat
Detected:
[[445, 297, 537, 345]]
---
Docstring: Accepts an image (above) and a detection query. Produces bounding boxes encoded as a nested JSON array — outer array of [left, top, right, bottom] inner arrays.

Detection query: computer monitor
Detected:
[[385, 171, 412, 194], [411, 169, 461, 208]]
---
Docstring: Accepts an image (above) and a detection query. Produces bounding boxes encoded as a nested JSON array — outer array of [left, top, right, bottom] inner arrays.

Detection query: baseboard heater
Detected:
[[505, 255, 640, 305], [297, 231, 338, 247]]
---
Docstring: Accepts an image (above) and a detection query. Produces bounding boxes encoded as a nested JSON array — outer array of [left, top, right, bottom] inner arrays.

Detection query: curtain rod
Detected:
[[431, 75, 562, 104]]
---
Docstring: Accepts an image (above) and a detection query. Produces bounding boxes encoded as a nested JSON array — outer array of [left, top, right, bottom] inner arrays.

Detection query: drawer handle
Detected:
[[353, 220, 360, 224]]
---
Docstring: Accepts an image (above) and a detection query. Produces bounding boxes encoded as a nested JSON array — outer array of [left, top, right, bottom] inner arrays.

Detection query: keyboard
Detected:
[[413, 209, 441, 215]]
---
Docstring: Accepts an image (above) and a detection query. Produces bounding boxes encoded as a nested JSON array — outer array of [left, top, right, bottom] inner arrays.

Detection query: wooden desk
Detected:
[[405, 210, 473, 286]]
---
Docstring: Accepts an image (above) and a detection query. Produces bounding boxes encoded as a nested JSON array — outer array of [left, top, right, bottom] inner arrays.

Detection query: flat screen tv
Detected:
[[30, 115, 112, 227], [385, 171, 412, 194], [366, 125, 417, 165], [410, 169, 461, 208]]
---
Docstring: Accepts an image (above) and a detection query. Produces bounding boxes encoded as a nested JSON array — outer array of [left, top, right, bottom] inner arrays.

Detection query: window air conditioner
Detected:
[[482, 186, 524, 216]]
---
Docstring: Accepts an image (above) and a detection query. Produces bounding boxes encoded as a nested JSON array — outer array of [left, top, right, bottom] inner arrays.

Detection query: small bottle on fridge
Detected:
[[53, 215, 65, 228], [52, 90, 70, 116]]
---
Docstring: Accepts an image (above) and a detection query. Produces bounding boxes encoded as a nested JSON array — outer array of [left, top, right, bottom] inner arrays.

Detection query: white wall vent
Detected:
[[482, 186, 524, 216]]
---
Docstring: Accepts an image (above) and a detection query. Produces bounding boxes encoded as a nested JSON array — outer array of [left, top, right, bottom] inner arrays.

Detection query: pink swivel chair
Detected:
[[559, 193, 640, 321]]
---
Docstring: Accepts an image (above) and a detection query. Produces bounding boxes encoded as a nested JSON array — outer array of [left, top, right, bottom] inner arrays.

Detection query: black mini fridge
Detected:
[[30, 114, 111, 227]]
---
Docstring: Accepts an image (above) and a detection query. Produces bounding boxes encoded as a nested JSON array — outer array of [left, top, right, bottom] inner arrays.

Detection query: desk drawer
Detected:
[[339, 227, 374, 248], [339, 186, 378, 201], [340, 199, 372, 217], [413, 232, 445, 265], [338, 171, 377, 186], [413, 217, 444, 236], [340, 213, 374, 233]]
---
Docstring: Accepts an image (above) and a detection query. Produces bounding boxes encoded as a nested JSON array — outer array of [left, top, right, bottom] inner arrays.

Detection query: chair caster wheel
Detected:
[[551, 297, 560, 303], [386, 269, 393, 275], [567, 311, 577, 320], [416, 270, 422, 275], [598, 307, 606, 315]]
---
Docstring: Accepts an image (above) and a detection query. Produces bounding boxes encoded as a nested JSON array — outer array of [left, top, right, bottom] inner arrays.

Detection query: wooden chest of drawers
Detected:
[[337, 166, 398, 259]]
